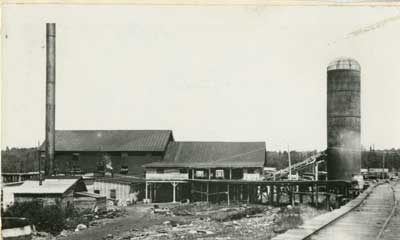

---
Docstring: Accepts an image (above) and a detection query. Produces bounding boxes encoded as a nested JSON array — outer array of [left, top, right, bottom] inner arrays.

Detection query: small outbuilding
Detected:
[[12, 176, 87, 208], [92, 175, 145, 206]]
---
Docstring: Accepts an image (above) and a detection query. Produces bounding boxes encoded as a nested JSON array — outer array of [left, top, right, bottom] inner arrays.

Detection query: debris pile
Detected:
[[112, 204, 297, 240]]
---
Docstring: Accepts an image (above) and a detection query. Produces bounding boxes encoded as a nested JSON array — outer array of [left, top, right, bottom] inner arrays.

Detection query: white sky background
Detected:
[[1, 5, 400, 151]]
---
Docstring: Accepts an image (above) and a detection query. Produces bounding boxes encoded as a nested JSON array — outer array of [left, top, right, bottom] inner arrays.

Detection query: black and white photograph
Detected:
[[1, 2, 400, 240]]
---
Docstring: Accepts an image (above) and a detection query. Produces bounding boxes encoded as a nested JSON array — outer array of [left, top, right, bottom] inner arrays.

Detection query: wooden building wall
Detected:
[[73, 196, 107, 212], [54, 151, 164, 177], [14, 188, 75, 209], [93, 181, 131, 203]]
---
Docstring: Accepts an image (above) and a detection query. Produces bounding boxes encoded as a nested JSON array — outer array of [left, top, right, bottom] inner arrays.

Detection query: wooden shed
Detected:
[[12, 176, 87, 208], [93, 175, 145, 206]]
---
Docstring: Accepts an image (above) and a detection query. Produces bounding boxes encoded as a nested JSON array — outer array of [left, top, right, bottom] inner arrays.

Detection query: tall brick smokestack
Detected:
[[45, 23, 56, 176]]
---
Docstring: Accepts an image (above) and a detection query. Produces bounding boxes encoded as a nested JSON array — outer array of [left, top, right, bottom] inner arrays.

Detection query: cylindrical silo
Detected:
[[326, 58, 361, 181]]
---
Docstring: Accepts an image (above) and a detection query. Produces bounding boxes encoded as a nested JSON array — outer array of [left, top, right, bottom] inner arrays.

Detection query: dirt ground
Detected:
[[55, 203, 326, 240]]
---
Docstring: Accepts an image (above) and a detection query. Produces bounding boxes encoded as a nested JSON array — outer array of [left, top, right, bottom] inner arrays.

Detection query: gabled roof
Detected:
[[144, 141, 266, 168], [12, 177, 85, 195], [40, 130, 173, 152]]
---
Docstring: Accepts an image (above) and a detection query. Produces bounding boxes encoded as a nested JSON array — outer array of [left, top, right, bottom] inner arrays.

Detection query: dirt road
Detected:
[[62, 205, 153, 240]]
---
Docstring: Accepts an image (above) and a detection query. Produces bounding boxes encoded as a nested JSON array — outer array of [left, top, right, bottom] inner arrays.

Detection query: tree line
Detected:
[[2, 147, 400, 173]]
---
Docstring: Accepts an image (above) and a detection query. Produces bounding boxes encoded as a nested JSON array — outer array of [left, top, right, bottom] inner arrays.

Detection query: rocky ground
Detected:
[[33, 203, 326, 240]]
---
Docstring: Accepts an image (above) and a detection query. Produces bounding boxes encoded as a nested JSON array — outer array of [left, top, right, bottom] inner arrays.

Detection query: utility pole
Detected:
[[38, 141, 42, 185], [288, 145, 292, 180], [382, 152, 385, 179]]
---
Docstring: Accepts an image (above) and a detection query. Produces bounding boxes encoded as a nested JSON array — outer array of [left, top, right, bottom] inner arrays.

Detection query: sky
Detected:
[[1, 4, 400, 151]]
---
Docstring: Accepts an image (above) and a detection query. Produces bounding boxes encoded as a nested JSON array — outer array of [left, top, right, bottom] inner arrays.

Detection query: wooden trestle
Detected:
[[189, 179, 351, 208]]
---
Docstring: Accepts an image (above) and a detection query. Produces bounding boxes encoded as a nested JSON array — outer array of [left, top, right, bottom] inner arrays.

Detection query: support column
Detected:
[[172, 182, 178, 203], [145, 182, 148, 200], [291, 185, 294, 206], [154, 184, 157, 202], [247, 184, 250, 204], [206, 182, 209, 202], [315, 162, 319, 181], [227, 183, 230, 205]]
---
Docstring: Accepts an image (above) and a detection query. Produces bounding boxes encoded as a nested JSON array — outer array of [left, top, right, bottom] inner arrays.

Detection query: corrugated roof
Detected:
[[40, 130, 173, 152], [12, 178, 81, 195], [144, 141, 266, 168]]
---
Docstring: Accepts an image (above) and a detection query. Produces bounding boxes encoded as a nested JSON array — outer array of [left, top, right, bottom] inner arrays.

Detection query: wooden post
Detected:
[[227, 183, 230, 206], [209, 168, 211, 180], [269, 185, 273, 205], [154, 184, 157, 202], [206, 182, 209, 202], [172, 182, 177, 203], [316, 183, 319, 206], [288, 145, 292, 180], [229, 168, 232, 180], [145, 182, 148, 200], [247, 184, 250, 204], [326, 193, 330, 210], [191, 182, 194, 202], [311, 184, 314, 205], [277, 185, 281, 204], [239, 184, 243, 201], [291, 185, 294, 206], [216, 183, 219, 203]]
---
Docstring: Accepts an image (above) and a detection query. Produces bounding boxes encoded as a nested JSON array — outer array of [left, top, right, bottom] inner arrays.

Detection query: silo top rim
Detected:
[[327, 58, 361, 71]]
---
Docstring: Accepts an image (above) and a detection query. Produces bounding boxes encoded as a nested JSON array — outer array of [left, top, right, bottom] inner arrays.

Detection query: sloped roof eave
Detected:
[[39, 130, 173, 152]]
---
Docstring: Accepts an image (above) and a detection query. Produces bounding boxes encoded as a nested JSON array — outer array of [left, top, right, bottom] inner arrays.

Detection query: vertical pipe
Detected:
[[45, 23, 56, 176]]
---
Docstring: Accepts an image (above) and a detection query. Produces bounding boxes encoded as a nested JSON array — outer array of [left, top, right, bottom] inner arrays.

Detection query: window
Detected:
[[215, 169, 224, 178], [72, 153, 80, 161], [72, 165, 81, 173], [94, 190, 100, 194], [110, 189, 116, 199], [120, 165, 129, 175], [156, 168, 164, 174], [247, 169, 255, 174], [179, 169, 188, 174], [195, 170, 205, 177]]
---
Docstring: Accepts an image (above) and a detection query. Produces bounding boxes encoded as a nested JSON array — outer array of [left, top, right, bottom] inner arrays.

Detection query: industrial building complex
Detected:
[[2, 23, 369, 209], [2, 15, 400, 240]]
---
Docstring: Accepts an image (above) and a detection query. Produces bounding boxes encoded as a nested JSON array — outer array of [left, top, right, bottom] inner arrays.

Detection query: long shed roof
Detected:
[[144, 141, 266, 168], [40, 130, 173, 152], [12, 177, 85, 195]]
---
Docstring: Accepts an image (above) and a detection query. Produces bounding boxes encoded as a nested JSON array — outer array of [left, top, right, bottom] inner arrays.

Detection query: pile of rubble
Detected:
[[113, 205, 293, 240], [31, 207, 128, 240]]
